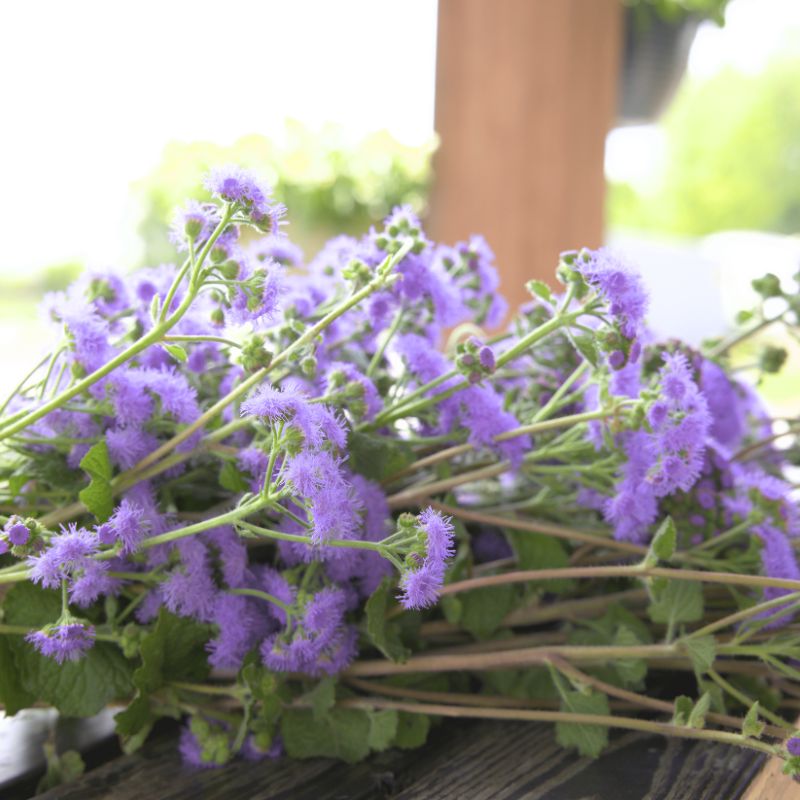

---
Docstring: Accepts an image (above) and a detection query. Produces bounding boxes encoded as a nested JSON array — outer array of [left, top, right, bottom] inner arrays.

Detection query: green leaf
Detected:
[[281, 708, 371, 763], [688, 692, 711, 729], [163, 343, 188, 362], [645, 517, 677, 567], [348, 431, 414, 482], [304, 677, 336, 721], [114, 694, 155, 753], [612, 626, 648, 687], [507, 530, 573, 594], [458, 585, 516, 639], [673, 695, 694, 726], [4, 582, 133, 717], [367, 709, 399, 752], [526, 279, 553, 302], [365, 578, 409, 662], [571, 333, 599, 367], [647, 579, 703, 627], [682, 635, 716, 676], [133, 609, 210, 693], [78, 440, 114, 522], [555, 690, 610, 758], [393, 711, 430, 749], [742, 701, 765, 738], [219, 461, 251, 493], [0, 636, 35, 715]]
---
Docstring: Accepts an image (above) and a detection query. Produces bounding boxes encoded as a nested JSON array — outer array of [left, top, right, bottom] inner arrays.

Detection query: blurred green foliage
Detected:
[[608, 58, 800, 236], [623, 0, 729, 25], [135, 122, 435, 263]]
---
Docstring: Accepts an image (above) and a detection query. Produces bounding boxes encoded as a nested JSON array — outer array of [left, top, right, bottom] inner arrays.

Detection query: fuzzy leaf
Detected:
[[4, 582, 133, 717], [219, 461, 251, 493], [78, 440, 114, 522], [742, 702, 765, 738], [646, 517, 677, 566], [281, 708, 371, 763], [305, 677, 336, 721], [365, 578, 409, 662], [648, 579, 703, 627], [508, 530, 574, 594], [348, 432, 414, 482], [673, 695, 694, 726], [367, 709, 399, 751], [688, 692, 711, 729], [555, 690, 610, 758], [393, 711, 430, 749], [133, 609, 210, 694], [163, 343, 188, 362], [682, 635, 716, 676], [527, 279, 553, 302], [571, 333, 599, 367], [612, 626, 648, 687], [0, 636, 35, 715], [458, 585, 516, 639]]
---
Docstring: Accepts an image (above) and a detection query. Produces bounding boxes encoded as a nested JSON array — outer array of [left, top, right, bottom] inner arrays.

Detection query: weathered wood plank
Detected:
[[33, 720, 766, 800]]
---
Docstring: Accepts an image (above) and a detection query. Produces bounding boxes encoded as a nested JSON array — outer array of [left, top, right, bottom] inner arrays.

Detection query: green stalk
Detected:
[[129, 242, 411, 474], [0, 208, 235, 440]]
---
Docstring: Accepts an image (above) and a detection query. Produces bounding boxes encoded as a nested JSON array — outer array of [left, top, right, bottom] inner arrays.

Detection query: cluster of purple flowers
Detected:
[[4, 165, 798, 768]]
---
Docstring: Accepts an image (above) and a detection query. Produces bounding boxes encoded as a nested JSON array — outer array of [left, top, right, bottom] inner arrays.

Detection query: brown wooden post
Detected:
[[430, 0, 622, 314]]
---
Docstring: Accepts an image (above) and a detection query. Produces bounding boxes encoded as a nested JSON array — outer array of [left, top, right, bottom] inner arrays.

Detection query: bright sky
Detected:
[[605, 0, 800, 187], [1, 0, 798, 275], [0, 1, 438, 275]]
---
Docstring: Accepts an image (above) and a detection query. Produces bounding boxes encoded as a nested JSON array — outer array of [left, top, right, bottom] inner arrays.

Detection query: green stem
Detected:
[[707, 668, 794, 731], [163, 334, 241, 349], [340, 697, 783, 755], [438, 564, 800, 598], [530, 361, 590, 423], [0, 209, 234, 440], [129, 243, 410, 474], [366, 304, 405, 377], [229, 587, 292, 616]]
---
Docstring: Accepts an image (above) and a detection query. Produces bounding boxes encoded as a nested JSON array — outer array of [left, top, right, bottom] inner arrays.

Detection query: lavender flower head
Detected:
[[26, 621, 96, 663], [398, 508, 455, 610], [204, 165, 285, 233]]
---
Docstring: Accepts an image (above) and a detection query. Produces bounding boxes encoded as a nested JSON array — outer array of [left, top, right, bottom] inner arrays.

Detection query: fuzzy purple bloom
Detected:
[[26, 621, 95, 663], [398, 508, 455, 610]]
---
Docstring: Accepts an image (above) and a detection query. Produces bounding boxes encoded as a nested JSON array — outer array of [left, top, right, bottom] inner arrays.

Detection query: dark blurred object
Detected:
[[618, 6, 701, 125]]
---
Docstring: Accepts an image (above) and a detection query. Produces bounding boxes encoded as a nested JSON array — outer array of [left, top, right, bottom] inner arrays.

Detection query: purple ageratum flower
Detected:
[[100, 498, 149, 554], [787, 737, 800, 757], [754, 523, 800, 628], [160, 539, 218, 622], [394, 333, 451, 384], [398, 508, 455, 610], [646, 352, 711, 497], [106, 426, 160, 470], [5, 519, 30, 546], [69, 559, 120, 607], [699, 358, 749, 449], [241, 382, 347, 452], [573, 248, 648, 341], [26, 621, 95, 663], [260, 586, 357, 676], [204, 166, 285, 232], [170, 200, 218, 250], [27, 523, 98, 588], [250, 234, 303, 268], [227, 256, 286, 326]]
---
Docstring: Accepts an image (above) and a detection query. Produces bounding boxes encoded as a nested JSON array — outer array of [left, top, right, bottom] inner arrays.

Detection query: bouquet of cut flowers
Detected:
[[2, 167, 800, 779]]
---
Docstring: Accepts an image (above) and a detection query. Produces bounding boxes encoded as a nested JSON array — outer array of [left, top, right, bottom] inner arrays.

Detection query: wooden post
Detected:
[[430, 0, 622, 314]]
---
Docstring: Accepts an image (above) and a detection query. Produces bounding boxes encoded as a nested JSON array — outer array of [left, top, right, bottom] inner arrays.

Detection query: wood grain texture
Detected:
[[34, 720, 765, 800], [743, 753, 800, 799], [429, 0, 621, 313]]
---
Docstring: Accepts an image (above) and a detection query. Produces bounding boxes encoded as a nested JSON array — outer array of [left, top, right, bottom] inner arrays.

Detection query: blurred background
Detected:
[[1, 0, 799, 411]]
